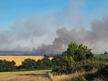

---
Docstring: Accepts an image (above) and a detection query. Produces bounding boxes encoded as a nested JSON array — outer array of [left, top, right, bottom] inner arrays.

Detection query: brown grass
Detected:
[[0, 56, 44, 66], [48, 72, 85, 81], [0, 70, 98, 81], [0, 67, 99, 81], [48, 69, 98, 81], [0, 70, 51, 81]]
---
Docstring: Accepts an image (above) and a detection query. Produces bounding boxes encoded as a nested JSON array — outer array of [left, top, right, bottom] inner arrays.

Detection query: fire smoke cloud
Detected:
[[35, 17, 108, 54]]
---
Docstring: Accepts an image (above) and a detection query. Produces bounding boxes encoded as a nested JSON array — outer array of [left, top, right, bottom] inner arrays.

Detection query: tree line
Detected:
[[0, 42, 97, 72], [0, 56, 52, 72]]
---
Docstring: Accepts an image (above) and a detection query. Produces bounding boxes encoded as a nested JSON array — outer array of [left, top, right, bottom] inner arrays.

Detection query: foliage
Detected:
[[19, 57, 52, 70], [0, 56, 53, 71], [97, 65, 108, 79], [104, 51, 108, 54], [20, 59, 37, 70], [84, 65, 108, 81], [52, 42, 94, 74], [64, 42, 93, 61], [0, 60, 16, 72], [73, 75, 88, 81], [36, 57, 52, 70]]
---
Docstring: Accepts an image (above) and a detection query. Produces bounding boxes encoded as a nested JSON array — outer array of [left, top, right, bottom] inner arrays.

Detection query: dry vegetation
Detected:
[[0, 70, 85, 81], [0, 70, 51, 81], [48, 69, 98, 81], [0, 56, 44, 66], [0, 67, 104, 81], [0, 69, 99, 81], [48, 72, 84, 81]]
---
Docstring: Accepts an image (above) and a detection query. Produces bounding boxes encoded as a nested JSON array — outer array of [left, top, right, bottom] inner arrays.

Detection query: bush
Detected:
[[64, 43, 93, 61], [73, 75, 88, 81], [20, 59, 37, 70], [52, 42, 94, 74], [36, 57, 52, 70], [97, 65, 108, 78], [0, 60, 16, 72]]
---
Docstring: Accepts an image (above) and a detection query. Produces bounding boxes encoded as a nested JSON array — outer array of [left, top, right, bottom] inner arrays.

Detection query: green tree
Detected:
[[36, 57, 52, 69], [104, 51, 108, 54], [52, 42, 94, 74], [0, 60, 16, 72], [64, 43, 93, 61], [21, 59, 37, 70], [66, 42, 78, 58]]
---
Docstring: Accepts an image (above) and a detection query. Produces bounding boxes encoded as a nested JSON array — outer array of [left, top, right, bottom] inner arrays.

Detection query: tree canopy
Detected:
[[52, 42, 94, 74]]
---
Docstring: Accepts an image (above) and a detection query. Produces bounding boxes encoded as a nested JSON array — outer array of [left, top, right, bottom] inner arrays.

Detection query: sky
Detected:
[[0, 0, 70, 28], [0, 0, 108, 54], [0, 0, 107, 28]]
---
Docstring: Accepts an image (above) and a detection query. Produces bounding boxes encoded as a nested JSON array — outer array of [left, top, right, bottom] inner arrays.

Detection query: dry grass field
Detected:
[[0, 70, 51, 81], [48, 69, 98, 81], [0, 70, 86, 81], [0, 68, 99, 81], [0, 56, 44, 66], [49, 72, 84, 81], [0, 70, 85, 81]]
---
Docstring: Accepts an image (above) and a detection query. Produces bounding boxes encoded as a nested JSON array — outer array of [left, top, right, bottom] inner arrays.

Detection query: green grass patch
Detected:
[[94, 54, 108, 60]]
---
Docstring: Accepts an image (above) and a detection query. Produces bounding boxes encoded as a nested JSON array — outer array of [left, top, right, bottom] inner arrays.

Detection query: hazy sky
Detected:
[[0, 0, 69, 28], [0, 0, 108, 28], [0, 0, 108, 54]]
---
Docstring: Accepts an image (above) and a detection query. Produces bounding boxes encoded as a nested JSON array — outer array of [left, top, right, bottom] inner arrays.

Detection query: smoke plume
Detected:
[[35, 17, 108, 54], [0, 0, 108, 55]]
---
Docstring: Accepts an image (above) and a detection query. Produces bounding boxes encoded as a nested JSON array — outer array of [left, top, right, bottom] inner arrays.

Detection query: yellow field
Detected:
[[0, 56, 44, 66]]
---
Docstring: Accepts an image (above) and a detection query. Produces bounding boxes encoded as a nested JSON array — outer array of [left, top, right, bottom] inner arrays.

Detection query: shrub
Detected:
[[73, 75, 88, 81], [0, 60, 16, 72], [97, 65, 108, 78], [64, 43, 93, 61], [20, 59, 37, 70], [36, 57, 52, 70], [52, 42, 94, 74]]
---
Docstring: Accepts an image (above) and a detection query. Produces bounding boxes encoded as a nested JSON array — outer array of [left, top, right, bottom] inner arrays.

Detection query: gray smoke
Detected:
[[86, 17, 108, 53], [35, 17, 108, 54]]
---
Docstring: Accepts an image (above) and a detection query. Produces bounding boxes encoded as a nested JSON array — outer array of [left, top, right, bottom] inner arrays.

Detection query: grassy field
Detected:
[[0, 70, 51, 81], [49, 69, 98, 81], [0, 56, 44, 66], [0, 69, 105, 81], [0, 70, 96, 81], [94, 54, 108, 60]]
